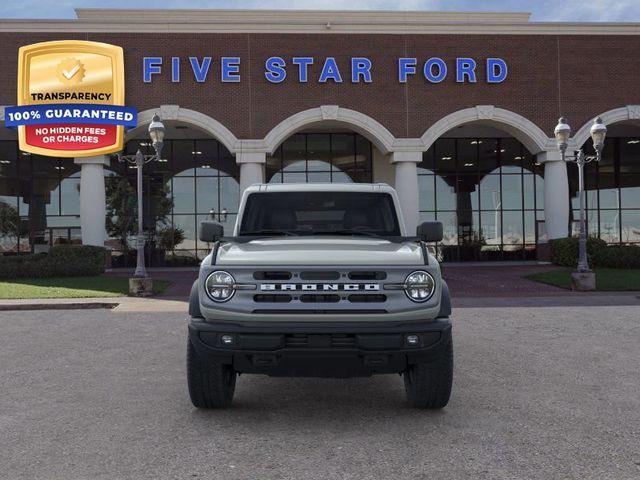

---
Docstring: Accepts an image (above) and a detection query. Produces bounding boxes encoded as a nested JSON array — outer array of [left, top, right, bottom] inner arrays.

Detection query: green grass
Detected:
[[526, 268, 640, 291], [0, 276, 170, 299]]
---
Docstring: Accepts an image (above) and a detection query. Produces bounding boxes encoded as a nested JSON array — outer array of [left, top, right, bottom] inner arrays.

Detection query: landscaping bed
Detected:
[[526, 268, 640, 291]]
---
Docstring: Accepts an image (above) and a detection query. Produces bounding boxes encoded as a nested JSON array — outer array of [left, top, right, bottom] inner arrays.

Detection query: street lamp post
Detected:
[[117, 114, 165, 292], [553, 116, 607, 289]]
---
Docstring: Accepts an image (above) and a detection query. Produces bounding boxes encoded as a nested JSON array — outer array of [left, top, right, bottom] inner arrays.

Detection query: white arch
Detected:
[[263, 105, 396, 155], [420, 105, 553, 154], [127, 105, 239, 154], [572, 105, 640, 148]]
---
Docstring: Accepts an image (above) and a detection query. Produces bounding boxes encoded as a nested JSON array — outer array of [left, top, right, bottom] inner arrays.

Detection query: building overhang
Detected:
[[0, 9, 639, 35]]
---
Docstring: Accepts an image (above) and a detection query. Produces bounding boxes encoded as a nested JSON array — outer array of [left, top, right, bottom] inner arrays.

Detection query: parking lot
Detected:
[[1, 305, 639, 480]]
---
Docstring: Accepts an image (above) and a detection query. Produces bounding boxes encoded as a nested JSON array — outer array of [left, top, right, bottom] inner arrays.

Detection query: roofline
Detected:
[[0, 9, 638, 35], [76, 8, 533, 23], [245, 183, 395, 192]]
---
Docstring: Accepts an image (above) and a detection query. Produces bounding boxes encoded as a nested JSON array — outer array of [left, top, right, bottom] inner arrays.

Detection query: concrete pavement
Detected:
[[1, 306, 639, 479]]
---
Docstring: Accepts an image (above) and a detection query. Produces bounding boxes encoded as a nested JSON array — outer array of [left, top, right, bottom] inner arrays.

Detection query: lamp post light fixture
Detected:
[[553, 116, 607, 289], [117, 113, 165, 294]]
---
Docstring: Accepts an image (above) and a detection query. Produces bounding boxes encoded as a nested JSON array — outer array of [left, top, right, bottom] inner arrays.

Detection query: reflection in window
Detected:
[[267, 133, 372, 184], [114, 138, 240, 264], [569, 137, 640, 245], [419, 138, 543, 261]]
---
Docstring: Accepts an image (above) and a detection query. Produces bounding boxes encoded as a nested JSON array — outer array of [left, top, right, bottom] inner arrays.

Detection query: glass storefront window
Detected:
[[568, 136, 640, 244], [621, 210, 640, 243], [419, 136, 544, 260], [266, 132, 372, 184], [501, 174, 523, 211]]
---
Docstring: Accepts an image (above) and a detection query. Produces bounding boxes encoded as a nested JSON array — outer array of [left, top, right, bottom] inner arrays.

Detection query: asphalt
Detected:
[[1, 306, 639, 479]]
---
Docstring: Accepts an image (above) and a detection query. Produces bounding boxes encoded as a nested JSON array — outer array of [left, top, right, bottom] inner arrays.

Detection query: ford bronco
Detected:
[[187, 183, 453, 409]]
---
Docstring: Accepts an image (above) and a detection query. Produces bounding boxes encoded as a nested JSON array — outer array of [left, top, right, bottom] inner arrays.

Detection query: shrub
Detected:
[[550, 237, 640, 268], [593, 244, 640, 268], [0, 245, 106, 279], [157, 226, 185, 251]]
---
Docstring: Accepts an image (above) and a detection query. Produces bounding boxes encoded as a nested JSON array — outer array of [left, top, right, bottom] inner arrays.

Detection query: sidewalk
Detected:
[[0, 296, 189, 313]]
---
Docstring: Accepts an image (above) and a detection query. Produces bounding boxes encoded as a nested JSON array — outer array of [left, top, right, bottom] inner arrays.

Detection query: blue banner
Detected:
[[4, 104, 137, 128]]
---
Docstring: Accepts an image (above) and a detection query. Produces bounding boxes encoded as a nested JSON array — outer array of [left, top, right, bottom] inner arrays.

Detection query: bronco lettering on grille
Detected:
[[260, 283, 380, 291]]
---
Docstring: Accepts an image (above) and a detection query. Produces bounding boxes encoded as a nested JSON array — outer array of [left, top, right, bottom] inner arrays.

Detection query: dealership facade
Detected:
[[0, 9, 639, 264]]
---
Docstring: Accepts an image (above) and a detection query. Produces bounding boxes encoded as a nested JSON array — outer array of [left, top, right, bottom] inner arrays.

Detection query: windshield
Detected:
[[239, 191, 401, 237]]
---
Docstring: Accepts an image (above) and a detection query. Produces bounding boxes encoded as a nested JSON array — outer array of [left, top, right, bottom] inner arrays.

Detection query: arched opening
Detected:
[[266, 127, 376, 185], [418, 123, 545, 261], [109, 120, 240, 267], [263, 106, 395, 188], [0, 126, 83, 255], [570, 120, 640, 245]]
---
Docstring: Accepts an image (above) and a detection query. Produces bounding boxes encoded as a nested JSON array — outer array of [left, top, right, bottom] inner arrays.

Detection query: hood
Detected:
[[216, 236, 424, 266]]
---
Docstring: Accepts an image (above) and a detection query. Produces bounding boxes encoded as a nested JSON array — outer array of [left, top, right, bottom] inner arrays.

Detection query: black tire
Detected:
[[187, 338, 236, 408], [404, 339, 453, 409]]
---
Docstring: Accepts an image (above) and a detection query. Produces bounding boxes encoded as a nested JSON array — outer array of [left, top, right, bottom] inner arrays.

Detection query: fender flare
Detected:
[[189, 280, 203, 318], [437, 280, 451, 318]]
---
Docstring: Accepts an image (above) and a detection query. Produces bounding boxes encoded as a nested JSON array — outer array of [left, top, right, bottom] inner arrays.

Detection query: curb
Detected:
[[0, 302, 119, 312]]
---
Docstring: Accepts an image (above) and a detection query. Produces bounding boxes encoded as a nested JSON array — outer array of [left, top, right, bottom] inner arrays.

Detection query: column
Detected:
[[538, 151, 569, 239], [237, 151, 266, 193], [391, 151, 422, 236], [74, 155, 109, 246]]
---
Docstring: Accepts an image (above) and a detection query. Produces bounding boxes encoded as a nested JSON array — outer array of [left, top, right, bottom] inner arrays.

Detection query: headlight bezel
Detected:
[[404, 270, 436, 303], [205, 270, 236, 303]]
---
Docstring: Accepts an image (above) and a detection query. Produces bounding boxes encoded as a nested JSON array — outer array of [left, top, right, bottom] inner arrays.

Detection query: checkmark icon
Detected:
[[62, 64, 80, 79]]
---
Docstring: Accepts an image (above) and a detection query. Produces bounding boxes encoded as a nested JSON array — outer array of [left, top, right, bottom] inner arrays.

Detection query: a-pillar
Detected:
[[74, 155, 109, 246], [538, 151, 569, 239], [391, 150, 422, 236], [237, 151, 266, 193]]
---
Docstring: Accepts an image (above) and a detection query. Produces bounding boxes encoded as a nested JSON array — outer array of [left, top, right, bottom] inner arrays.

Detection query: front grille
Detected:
[[247, 269, 402, 311], [285, 334, 356, 348]]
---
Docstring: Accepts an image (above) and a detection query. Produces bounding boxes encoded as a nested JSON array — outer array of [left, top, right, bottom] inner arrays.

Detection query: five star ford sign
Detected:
[[4, 40, 137, 157]]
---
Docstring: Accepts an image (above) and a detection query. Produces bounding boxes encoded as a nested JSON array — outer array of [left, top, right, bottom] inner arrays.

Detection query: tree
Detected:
[[105, 176, 173, 252], [157, 226, 185, 252], [0, 201, 21, 250]]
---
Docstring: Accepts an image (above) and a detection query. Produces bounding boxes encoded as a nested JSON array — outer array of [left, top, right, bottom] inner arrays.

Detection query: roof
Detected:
[[245, 183, 396, 193], [0, 9, 639, 35]]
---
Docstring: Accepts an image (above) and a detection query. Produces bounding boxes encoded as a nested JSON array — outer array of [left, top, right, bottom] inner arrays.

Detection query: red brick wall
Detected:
[[1, 32, 638, 141]]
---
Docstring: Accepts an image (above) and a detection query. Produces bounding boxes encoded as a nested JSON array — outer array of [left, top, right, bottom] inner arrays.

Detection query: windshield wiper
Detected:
[[240, 229, 300, 237], [312, 230, 386, 239]]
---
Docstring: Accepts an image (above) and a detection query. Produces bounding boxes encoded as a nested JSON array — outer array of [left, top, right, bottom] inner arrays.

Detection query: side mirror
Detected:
[[198, 221, 224, 242], [416, 221, 443, 242]]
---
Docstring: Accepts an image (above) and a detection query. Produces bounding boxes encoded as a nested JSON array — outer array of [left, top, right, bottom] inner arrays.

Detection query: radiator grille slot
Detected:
[[300, 271, 340, 280], [347, 294, 387, 303], [253, 294, 292, 303], [253, 271, 292, 280], [348, 271, 387, 280], [300, 294, 340, 303], [285, 334, 356, 348]]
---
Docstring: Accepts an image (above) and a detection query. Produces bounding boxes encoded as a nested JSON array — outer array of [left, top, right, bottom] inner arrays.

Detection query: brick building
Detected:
[[0, 9, 639, 264]]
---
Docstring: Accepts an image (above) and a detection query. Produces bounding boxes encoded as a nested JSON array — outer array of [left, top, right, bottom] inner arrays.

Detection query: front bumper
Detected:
[[188, 317, 452, 378]]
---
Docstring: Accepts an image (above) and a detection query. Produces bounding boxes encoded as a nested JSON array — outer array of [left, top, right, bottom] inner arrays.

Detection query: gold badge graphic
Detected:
[[56, 58, 85, 85], [15, 40, 126, 157]]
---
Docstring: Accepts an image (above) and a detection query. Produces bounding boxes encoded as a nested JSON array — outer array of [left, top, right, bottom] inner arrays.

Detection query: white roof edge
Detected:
[[73, 9, 532, 23], [245, 183, 394, 192], [1, 18, 639, 35]]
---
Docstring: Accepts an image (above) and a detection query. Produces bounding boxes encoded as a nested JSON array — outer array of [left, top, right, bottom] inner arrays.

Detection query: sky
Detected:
[[0, 0, 639, 22]]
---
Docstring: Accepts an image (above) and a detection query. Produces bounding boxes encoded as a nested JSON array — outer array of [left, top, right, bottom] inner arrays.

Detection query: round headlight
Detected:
[[405, 270, 436, 302], [205, 271, 235, 302]]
